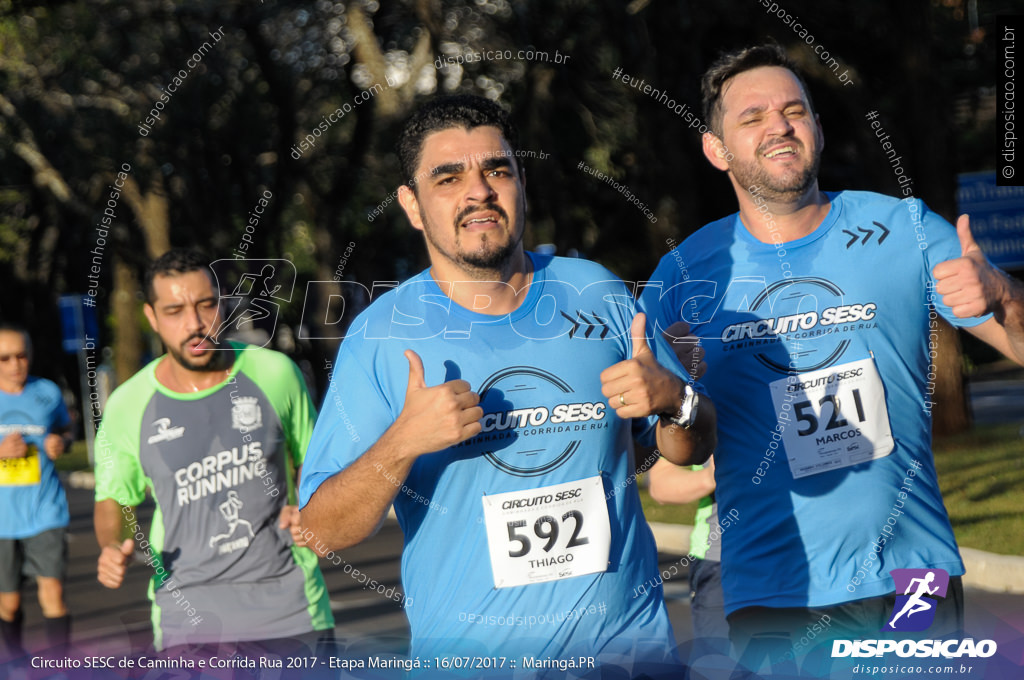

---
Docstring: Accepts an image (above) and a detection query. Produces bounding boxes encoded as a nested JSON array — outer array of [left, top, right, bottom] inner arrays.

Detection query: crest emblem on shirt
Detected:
[[147, 418, 185, 444], [231, 397, 263, 433]]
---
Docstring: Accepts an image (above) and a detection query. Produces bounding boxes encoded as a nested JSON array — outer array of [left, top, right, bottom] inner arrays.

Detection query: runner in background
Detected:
[[648, 459, 726, 658], [0, 324, 73, 665], [93, 249, 334, 668]]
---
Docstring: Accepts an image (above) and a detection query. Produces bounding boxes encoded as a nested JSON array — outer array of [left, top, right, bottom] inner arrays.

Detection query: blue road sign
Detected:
[[58, 294, 99, 353], [957, 171, 1024, 270]]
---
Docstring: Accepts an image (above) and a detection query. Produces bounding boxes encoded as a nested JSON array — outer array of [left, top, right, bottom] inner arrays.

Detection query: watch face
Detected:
[[685, 392, 699, 426], [678, 386, 698, 428], [659, 385, 698, 429]]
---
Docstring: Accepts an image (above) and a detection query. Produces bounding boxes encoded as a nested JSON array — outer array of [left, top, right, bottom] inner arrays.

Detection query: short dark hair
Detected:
[[701, 43, 816, 135], [0, 323, 31, 355], [144, 248, 214, 305], [396, 95, 520, 187]]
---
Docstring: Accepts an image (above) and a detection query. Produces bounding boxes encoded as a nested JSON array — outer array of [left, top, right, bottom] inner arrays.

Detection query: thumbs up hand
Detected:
[[395, 350, 483, 457], [629, 313, 653, 361], [601, 313, 685, 418], [97, 538, 134, 589], [933, 215, 1009, 318]]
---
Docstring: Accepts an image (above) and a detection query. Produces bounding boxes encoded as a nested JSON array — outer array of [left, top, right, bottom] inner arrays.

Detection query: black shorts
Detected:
[[0, 527, 68, 592]]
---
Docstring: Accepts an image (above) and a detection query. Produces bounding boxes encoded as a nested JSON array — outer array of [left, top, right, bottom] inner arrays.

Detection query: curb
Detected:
[[648, 521, 1024, 595], [959, 547, 1024, 594], [67, 470, 96, 490]]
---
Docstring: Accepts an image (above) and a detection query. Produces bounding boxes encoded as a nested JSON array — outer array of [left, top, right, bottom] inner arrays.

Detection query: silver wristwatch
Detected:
[[659, 383, 700, 430]]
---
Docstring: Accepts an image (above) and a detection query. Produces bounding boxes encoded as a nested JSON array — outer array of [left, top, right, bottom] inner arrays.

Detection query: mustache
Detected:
[[182, 333, 210, 346], [455, 202, 509, 226]]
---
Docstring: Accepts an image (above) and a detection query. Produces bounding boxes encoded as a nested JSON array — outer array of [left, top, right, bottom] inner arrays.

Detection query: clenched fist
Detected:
[[0, 433, 27, 459], [97, 538, 134, 589]]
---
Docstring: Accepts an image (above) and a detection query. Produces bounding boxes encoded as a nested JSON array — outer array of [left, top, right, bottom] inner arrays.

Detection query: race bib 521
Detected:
[[770, 357, 894, 479]]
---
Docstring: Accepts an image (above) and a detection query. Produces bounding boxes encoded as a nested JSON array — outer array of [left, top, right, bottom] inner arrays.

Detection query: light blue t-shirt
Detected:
[[301, 253, 683, 672], [0, 376, 71, 538], [640, 191, 989, 615]]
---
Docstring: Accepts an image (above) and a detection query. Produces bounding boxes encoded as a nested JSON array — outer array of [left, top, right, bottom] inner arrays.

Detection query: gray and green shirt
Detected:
[[688, 464, 721, 562], [94, 343, 333, 649]]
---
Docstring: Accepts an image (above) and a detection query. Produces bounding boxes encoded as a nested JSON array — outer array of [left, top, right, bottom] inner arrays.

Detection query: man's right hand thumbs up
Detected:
[[397, 350, 483, 458], [97, 538, 134, 589], [405, 349, 428, 395]]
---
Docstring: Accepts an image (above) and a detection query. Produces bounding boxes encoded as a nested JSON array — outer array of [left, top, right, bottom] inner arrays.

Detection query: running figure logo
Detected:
[[209, 490, 254, 555], [883, 568, 950, 632]]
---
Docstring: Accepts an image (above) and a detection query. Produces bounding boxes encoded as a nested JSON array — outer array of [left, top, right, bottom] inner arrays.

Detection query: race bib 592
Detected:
[[482, 476, 611, 588]]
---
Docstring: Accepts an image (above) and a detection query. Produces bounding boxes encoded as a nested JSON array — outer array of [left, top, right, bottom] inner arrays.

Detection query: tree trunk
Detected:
[[112, 256, 143, 385], [111, 172, 171, 385], [931, 318, 971, 436], [898, 0, 971, 435]]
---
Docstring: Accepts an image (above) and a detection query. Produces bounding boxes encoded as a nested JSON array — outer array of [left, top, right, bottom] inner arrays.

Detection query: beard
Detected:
[[731, 137, 821, 203], [423, 201, 525, 276], [458, 232, 521, 270]]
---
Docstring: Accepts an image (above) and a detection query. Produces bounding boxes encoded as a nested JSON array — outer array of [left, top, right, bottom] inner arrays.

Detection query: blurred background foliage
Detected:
[[0, 0, 1016, 427]]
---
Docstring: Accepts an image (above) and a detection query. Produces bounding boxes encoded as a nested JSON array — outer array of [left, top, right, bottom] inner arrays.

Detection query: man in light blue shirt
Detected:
[[300, 95, 717, 677], [640, 43, 1024, 674], [0, 324, 72, 663]]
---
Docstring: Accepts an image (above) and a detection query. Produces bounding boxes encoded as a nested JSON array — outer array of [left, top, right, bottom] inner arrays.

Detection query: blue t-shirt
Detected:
[[640, 191, 989, 614], [301, 253, 683, 671], [0, 376, 71, 538]]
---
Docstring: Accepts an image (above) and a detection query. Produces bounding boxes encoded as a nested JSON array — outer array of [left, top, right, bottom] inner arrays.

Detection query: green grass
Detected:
[[54, 440, 91, 472], [639, 488, 701, 527], [934, 423, 1024, 556], [639, 424, 1024, 556]]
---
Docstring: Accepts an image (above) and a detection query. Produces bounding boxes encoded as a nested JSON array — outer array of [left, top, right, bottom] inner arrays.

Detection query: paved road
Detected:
[[16, 482, 1024, 677]]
